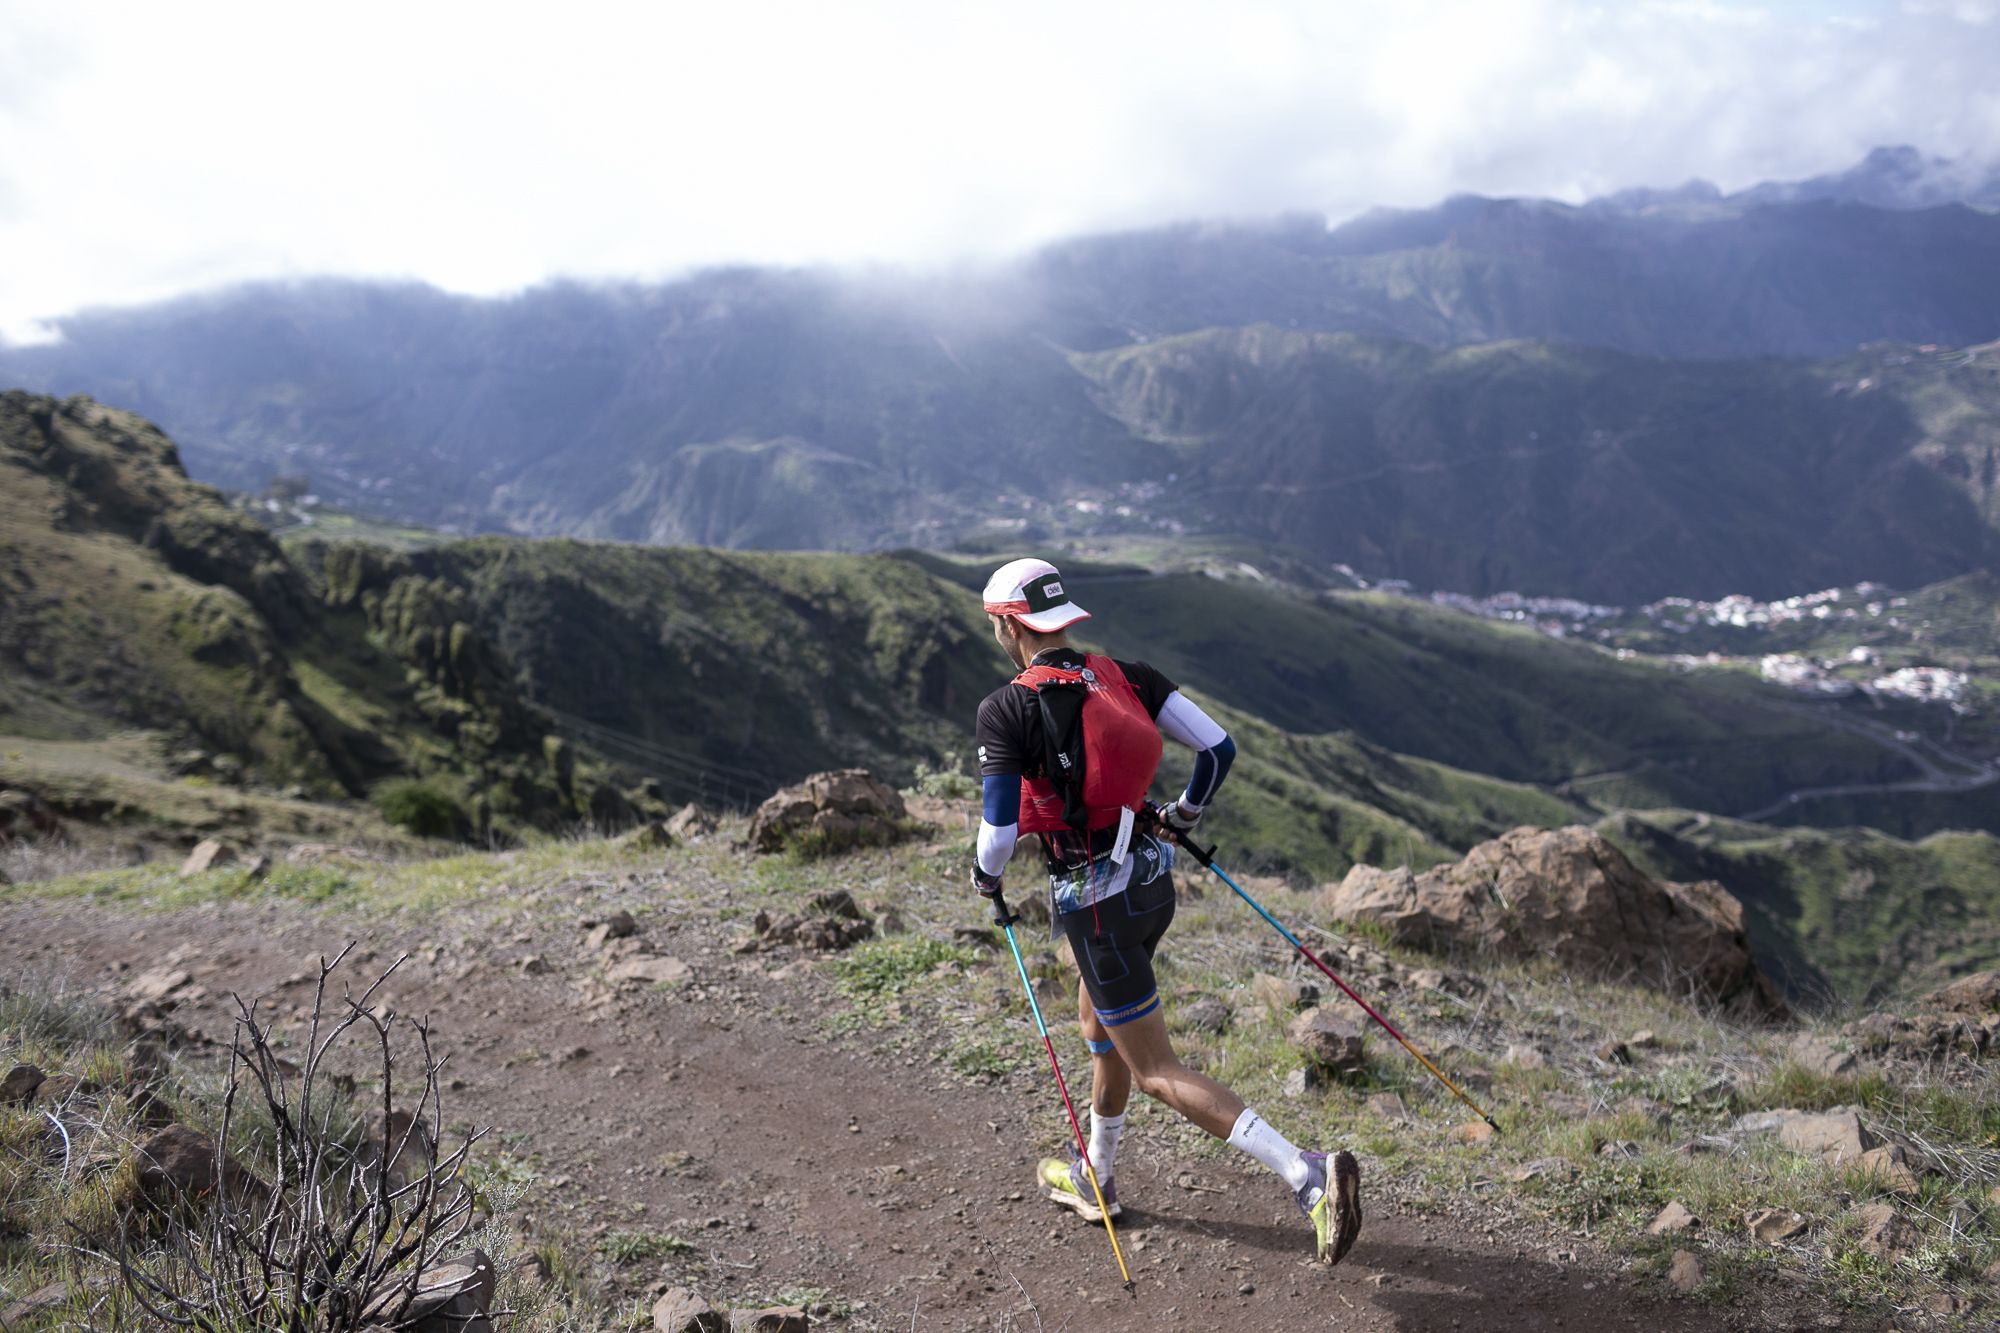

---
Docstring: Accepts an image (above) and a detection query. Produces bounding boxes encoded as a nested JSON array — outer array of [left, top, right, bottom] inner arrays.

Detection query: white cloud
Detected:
[[1, 0, 1997, 341]]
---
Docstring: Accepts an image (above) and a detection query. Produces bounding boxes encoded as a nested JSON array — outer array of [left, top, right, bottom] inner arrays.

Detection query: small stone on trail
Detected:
[[1744, 1208, 1808, 1243], [1287, 1007, 1365, 1072], [1854, 1144, 1920, 1197], [665, 803, 717, 840], [1666, 1249, 1703, 1293], [1776, 1108, 1875, 1164], [1788, 1033, 1857, 1077], [0, 1279, 87, 1328], [1503, 1043, 1547, 1070], [1851, 1202, 1917, 1264], [607, 956, 693, 988], [1251, 973, 1318, 1013], [1598, 1140, 1642, 1160], [1508, 1158, 1576, 1184], [652, 1285, 725, 1333], [179, 838, 234, 876], [133, 1124, 267, 1204], [127, 966, 194, 1005], [1594, 1039, 1632, 1065], [1646, 1201, 1699, 1236], [1, 1064, 46, 1104], [1452, 1121, 1495, 1147], [729, 1310, 809, 1332], [1282, 1067, 1322, 1099], [1237, 1282, 1255, 1296], [1178, 997, 1230, 1033], [1628, 1030, 1656, 1047], [1366, 1091, 1411, 1122]]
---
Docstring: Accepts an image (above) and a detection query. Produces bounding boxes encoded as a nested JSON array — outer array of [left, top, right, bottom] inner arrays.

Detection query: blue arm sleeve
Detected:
[[981, 774, 1020, 826], [1184, 734, 1236, 808]]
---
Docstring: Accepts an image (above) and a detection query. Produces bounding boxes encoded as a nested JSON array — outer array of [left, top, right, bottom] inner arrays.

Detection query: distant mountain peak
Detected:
[[1732, 144, 2000, 212]]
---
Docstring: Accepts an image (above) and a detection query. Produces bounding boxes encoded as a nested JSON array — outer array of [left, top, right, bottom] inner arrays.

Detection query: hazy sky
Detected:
[[2, 0, 1997, 341]]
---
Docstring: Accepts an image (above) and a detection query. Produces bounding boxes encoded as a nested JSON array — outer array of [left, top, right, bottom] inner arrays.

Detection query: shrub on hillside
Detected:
[[911, 752, 978, 802], [369, 777, 465, 839]]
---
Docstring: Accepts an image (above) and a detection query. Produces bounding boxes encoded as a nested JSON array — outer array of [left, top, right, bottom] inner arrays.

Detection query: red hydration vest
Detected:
[[1013, 654, 1163, 835]]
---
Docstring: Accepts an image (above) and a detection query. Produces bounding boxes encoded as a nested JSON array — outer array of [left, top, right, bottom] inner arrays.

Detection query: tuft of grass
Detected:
[[595, 1230, 695, 1264], [832, 937, 978, 1001]]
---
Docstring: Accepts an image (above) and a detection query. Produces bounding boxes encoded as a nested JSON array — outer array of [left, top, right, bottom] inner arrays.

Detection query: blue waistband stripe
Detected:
[[1095, 992, 1160, 1027]]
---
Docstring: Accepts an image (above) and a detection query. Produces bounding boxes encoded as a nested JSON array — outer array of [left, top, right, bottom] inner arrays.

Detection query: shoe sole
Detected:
[[1328, 1150, 1362, 1266], [1044, 1184, 1122, 1222]]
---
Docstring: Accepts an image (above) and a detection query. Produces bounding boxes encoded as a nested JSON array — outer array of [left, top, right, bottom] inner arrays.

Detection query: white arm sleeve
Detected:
[[1156, 690, 1228, 750], [976, 820, 1018, 877]]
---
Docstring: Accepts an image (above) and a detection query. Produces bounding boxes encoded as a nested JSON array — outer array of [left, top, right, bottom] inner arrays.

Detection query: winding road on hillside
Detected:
[[0, 888, 1856, 1332], [1735, 703, 2000, 824]]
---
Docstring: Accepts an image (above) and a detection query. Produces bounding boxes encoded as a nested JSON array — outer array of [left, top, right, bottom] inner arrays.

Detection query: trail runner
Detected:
[[970, 556, 1362, 1265]]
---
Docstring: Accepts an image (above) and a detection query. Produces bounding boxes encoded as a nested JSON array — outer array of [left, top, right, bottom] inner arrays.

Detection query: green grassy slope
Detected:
[[909, 553, 1934, 824], [7, 392, 1997, 1003], [1602, 810, 2000, 1005]]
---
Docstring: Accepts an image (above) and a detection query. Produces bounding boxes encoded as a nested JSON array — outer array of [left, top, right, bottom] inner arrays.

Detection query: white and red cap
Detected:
[[981, 557, 1091, 633]]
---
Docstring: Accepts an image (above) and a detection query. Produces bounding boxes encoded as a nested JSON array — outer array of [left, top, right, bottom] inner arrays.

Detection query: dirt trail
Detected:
[[0, 895, 1833, 1332]]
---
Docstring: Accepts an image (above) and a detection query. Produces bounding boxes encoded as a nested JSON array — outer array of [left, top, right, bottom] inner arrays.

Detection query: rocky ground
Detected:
[[4, 793, 1997, 1330]]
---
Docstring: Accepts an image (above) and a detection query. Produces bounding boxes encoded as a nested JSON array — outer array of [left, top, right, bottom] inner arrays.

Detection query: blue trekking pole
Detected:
[[1165, 828, 1501, 1135], [989, 889, 1136, 1295]]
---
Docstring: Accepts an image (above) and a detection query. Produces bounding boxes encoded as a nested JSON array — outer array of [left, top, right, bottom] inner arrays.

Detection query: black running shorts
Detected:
[[1060, 868, 1176, 1026]]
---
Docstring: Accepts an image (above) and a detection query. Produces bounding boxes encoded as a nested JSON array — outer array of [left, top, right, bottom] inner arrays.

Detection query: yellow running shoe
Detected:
[[1296, 1149, 1362, 1265], [1037, 1156, 1120, 1221]]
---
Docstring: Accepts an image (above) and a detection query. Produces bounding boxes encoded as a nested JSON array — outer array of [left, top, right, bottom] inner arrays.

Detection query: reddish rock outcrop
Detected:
[[746, 770, 910, 856], [1319, 826, 1787, 1020]]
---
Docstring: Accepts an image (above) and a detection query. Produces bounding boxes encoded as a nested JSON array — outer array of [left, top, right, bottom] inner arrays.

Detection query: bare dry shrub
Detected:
[[103, 944, 490, 1331]]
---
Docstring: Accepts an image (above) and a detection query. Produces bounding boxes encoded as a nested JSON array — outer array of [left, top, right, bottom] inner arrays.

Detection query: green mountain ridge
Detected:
[[8, 392, 1999, 1004]]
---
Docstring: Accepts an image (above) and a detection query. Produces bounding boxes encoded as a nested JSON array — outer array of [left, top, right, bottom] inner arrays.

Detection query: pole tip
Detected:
[[1485, 1116, 1502, 1137], [1124, 1281, 1137, 1298]]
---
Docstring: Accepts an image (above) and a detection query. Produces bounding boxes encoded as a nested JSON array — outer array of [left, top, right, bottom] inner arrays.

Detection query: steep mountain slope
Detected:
[[1605, 810, 2000, 1006], [8, 302, 1999, 606], [0, 391, 1580, 867], [0, 392, 613, 835], [9, 393, 1998, 1001], [1074, 330, 2000, 599]]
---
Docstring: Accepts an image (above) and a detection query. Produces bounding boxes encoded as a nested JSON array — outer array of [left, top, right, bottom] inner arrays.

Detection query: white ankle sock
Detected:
[[1227, 1108, 1312, 1192], [1088, 1110, 1125, 1178]]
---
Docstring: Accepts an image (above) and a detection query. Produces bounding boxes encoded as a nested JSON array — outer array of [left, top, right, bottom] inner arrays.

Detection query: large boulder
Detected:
[[746, 770, 910, 856], [1319, 827, 1787, 1020]]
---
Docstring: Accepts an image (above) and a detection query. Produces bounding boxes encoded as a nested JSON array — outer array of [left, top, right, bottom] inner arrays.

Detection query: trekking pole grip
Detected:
[[990, 890, 1019, 929]]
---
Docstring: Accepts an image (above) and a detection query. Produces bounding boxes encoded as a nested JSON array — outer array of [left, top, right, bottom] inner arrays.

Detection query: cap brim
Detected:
[[1013, 604, 1091, 633]]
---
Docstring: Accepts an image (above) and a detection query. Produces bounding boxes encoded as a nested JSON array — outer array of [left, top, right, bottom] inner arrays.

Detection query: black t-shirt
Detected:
[[975, 646, 1177, 781]]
